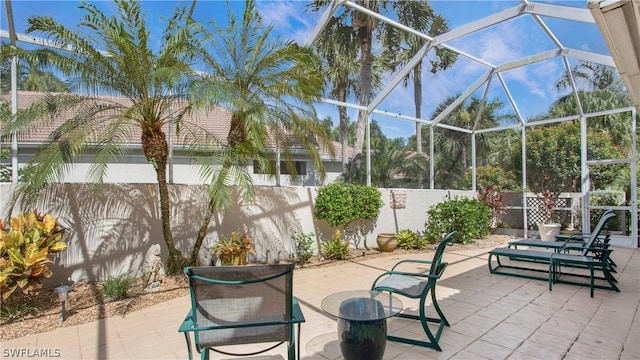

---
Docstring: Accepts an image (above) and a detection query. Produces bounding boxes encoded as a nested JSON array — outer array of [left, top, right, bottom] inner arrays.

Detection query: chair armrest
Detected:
[[292, 297, 306, 324], [380, 270, 441, 279], [555, 234, 587, 243], [178, 313, 196, 333], [390, 259, 434, 271], [562, 243, 586, 252]]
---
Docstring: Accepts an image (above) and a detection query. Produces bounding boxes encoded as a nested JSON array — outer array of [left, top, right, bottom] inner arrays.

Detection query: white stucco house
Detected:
[[2, 91, 350, 186]]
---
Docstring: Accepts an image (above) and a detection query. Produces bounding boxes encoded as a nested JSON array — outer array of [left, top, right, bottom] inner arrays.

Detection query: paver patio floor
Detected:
[[2, 244, 638, 360]]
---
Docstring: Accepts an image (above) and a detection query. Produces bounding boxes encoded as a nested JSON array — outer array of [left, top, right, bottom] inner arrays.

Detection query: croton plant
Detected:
[[0, 210, 67, 300]]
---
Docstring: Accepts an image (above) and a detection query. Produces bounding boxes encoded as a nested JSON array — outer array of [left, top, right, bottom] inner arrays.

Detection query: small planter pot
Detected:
[[376, 233, 398, 252], [538, 223, 561, 241], [220, 252, 248, 266]]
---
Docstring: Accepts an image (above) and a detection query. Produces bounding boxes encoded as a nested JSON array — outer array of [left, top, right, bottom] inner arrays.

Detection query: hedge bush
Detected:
[[424, 196, 491, 244]]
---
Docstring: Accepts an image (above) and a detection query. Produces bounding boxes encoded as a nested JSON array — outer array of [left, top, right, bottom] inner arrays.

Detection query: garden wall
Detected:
[[0, 183, 473, 285]]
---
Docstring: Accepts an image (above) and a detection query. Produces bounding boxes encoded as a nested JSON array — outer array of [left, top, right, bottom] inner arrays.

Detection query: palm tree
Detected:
[[381, 4, 456, 153], [313, 15, 359, 169], [188, 0, 332, 264], [0, 56, 68, 94], [3, 0, 199, 274], [310, 0, 450, 166], [428, 95, 506, 188], [556, 62, 624, 92], [548, 89, 633, 149]]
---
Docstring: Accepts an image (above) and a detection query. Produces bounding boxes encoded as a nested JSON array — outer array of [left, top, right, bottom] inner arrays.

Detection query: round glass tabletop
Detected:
[[321, 290, 403, 321]]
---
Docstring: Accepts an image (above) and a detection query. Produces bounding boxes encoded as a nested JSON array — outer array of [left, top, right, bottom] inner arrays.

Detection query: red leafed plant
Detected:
[[478, 186, 507, 227]]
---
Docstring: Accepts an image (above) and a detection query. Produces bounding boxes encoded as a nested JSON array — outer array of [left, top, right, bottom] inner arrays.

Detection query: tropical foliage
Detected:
[[211, 231, 255, 265], [1, 0, 329, 274], [188, 0, 330, 265], [0, 211, 66, 300], [394, 229, 428, 249], [510, 121, 626, 194], [321, 229, 350, 260], [1, 0, 200, 274], [308, 0, 453, 166]]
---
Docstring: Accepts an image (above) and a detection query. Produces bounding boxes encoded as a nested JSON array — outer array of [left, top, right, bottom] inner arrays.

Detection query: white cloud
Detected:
[[256, 1, 317, 43]]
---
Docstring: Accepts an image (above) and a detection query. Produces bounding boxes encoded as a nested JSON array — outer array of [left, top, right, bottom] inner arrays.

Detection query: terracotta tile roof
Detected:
[[1, 91, 347, 159]]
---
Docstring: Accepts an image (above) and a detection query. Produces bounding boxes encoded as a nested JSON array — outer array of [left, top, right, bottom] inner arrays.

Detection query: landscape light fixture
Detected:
[[54, 284, 71, 322]]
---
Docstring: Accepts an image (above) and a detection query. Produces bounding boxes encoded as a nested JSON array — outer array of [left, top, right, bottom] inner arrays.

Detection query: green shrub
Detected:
[[424, 196, 491, 244], [0, 211, 67, 300], [102, 273, 133, 301], [321, 230, 350, 260], [314, 183, 383, 228], [292, 231, 314, 263], [395, 229, 428, 249]]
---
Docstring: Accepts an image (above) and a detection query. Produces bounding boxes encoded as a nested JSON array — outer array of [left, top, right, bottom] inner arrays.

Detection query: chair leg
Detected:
[[200, 349, 210, 360], [589, 264, 594, 298], [431, 286, 449, 327]]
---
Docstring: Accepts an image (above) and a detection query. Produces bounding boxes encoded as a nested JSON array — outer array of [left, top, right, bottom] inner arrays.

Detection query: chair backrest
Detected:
[[429, 231, 456, 276], [581, 210, 616, 256], [184, 263, 294, 348]]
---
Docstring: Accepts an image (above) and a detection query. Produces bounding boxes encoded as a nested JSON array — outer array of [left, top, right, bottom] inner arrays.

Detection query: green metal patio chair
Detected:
[[179, 263, 305, 360], [370, 231, 455, 351]]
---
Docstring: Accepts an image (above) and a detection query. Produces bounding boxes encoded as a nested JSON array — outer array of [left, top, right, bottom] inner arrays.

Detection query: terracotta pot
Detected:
[[376, 233, 398, 252]]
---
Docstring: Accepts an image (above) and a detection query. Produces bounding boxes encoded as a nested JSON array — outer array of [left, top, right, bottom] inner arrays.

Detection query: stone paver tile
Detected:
[[506, 350, 551, 360], [526, 329, 575, 352], [537, 320, 584, 341], [566, 340, 622, 359], [438, 329, 474, 349], [577, 324, 626, 350], [514, 339, 566, 360], [475, 302, 519, 322], [480, 330, 525, 349], [448, 320, 493, 339], [448, 349, 492, 360], [460, 314, 501, 331], [504, 307, 552, 329], [465, 339, 512, 360], [305, 332, 341, 360], [489, 322, 536, 341], [522, 301, 563, 316], [446, 301, 482, 319]]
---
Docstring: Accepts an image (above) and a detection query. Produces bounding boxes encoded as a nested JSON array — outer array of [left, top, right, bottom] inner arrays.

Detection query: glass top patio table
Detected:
[[321, 290, 403, 321]]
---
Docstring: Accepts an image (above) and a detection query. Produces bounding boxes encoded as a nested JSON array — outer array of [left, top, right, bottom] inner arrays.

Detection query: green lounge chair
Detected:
[[489, 226, 619, 296], [508, 210, 618, 274]]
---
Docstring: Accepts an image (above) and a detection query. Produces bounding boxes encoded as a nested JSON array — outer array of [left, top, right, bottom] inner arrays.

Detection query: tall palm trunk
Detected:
[[190, 195, 217, 265], [414, 63, 423, 153], [142, 128, 185, 274], [338, 86, 349, 168], [353, 12, 373, 157]]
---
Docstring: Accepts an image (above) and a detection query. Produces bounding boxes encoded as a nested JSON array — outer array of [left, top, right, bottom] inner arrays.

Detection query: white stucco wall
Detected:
[[0, 183, 471, 285]]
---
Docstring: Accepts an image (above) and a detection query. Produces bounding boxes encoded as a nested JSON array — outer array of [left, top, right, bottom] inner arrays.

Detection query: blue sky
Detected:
[[0, 0, 613, 140]]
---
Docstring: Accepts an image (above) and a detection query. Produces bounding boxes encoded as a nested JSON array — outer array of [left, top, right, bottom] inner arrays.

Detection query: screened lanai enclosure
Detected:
[[305, 0, 638, 246], [1, 0, 638, 247]]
